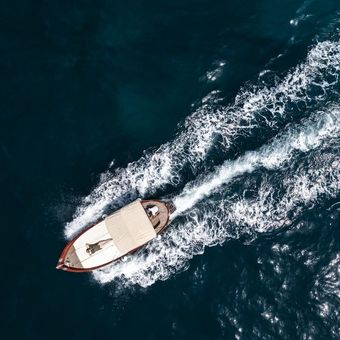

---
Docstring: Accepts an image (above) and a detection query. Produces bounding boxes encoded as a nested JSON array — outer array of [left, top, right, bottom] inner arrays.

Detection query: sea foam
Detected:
[[65, 39, 340, 239], [92, 105, 340, 287]]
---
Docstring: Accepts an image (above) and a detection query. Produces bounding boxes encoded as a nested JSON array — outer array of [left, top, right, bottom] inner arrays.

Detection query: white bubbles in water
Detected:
[[174, 106, 340, 215], [65, 39, 340, 240], [63, 39, 340, 288], [93, 105, 340, 287], [204, 61, 226, 82]]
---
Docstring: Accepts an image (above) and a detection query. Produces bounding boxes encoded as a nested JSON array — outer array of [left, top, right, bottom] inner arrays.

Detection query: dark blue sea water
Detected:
[[2, 0, 340, 339]]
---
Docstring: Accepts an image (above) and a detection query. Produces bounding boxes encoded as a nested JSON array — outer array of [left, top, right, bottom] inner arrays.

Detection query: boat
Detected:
[[56, 199, 176, 272]]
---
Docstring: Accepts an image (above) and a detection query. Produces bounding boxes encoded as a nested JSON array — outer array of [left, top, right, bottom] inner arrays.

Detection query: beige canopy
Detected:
[[105, 200, 156, 254], [64, 199, 158, 269]]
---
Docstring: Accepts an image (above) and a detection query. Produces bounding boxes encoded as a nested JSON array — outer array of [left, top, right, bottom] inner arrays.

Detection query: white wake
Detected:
[[92, 106, 340, 287], [173, 106, 340, 214], [64, 39, 340, 239]]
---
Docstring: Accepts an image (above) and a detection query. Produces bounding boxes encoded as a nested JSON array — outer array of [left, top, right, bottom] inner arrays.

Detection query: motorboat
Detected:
[[56, 199, 176, 272]]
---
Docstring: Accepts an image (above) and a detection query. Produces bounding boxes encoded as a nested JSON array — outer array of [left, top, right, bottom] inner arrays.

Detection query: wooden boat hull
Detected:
[[57, 199, 175, 273]]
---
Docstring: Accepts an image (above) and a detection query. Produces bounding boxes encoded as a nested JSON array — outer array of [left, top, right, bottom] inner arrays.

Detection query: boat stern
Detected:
[[165, 200, 176, 215]]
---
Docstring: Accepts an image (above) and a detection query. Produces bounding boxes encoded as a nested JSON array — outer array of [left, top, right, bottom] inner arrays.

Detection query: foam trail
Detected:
[[174, 107, 340, 214], [94, 156, 339, 287], [65, 40, 340, 238], [93, 106, 340, 287], [227, 155, 339, 233]]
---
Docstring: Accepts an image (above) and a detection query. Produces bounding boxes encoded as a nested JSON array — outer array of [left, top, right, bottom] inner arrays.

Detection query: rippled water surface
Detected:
[[2, 0, 340, 339]]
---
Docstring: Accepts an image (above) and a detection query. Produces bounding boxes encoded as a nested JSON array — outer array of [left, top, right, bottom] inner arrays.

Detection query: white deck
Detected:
[[66, 200, 156, 269], [72, 220, 122, 268]]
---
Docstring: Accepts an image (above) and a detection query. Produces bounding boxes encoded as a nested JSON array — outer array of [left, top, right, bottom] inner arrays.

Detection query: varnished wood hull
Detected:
[[57, 199, 175, 273]]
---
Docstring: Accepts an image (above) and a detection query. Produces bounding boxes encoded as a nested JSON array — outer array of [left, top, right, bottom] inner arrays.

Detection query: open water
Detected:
[[1, 0, 340, 339]]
